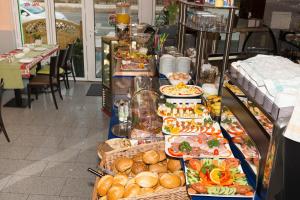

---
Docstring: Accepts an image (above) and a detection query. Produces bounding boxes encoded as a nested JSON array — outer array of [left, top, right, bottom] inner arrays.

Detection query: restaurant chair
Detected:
[[37, 49, 68, 89], [0, 79, 10, 142], [63, 43, 76, 89], [27, 56, 62, 110]]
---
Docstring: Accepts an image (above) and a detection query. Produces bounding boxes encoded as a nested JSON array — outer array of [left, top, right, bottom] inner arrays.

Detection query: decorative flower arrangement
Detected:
[[156, 0, 179, 26], [164, 0, 179, 25]]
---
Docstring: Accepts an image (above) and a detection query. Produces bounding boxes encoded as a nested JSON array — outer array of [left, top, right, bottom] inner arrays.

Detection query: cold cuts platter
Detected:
[[162, 117, 221, 136], [157, 102, 209, 119], [165, 135, 232, 158]]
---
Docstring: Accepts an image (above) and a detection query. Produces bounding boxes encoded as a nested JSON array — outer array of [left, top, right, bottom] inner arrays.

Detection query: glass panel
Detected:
[[102, 42, 110, 87], [94, 0, 138, 79], [19, 0, 48, 44], [54, 0, 84, 78]]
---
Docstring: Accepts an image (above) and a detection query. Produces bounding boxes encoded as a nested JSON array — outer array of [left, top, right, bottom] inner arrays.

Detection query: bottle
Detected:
[[124, 102, 129, 123], [118, 103, 125, 123]]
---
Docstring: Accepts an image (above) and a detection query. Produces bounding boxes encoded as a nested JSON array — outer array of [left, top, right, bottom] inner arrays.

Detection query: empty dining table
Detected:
[[0, 44, 59, 107]]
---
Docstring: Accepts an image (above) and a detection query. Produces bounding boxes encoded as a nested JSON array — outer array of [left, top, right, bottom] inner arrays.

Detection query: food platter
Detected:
[[115, 50, 150, 64], [162, 117, 222, 136], [232, 136, 260, 159], [162, 117, 221, 136], [184, 158, 254, 198], [157, 102, 209, 119], [165, 135, 232, 158], [120, 62, 149, 71], [160, 83, 204, 98]]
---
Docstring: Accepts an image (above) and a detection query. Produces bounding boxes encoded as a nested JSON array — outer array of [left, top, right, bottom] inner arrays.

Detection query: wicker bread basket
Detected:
[[92, 141, 190, 200]]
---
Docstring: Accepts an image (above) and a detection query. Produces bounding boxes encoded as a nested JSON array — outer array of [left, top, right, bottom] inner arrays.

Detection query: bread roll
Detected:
[[99, 196, 107, 200], [115, 157, 133, 173], [149, 163, 167, 173], [139, 187, 154, 196], [173, 170, 185, 186], [132, 152, 144, 162], [126, 177, 136, 186], [143, 150, 160, 164], [123, 183, 141, 198], [158, 150, 167, 161], [107, 183, 125, 200], [97, 175, 113, 196], [132, 161, 148, 175], [113, 174, 128, 186], [159, 173, 181, 189], [135, 172, 158, 188], [167, 159, 181, 172]]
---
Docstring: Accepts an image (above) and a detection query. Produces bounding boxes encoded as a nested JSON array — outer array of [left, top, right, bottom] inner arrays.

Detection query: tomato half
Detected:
[[168, 148, 184, 157]]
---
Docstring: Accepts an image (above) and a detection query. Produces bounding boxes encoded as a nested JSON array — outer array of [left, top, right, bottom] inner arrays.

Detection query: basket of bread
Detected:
[[93, 141, 189, 200]]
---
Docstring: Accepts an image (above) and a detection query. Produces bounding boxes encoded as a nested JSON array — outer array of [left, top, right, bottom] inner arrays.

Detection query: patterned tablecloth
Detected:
[[0, 44, 59, 89]]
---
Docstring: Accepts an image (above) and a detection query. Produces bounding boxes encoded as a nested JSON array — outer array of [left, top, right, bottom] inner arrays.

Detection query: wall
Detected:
[[0, 0, 17, 53]]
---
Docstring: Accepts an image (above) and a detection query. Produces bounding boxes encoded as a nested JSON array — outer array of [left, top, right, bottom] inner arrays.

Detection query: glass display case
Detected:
[[129, 89, 163, 139], [101, 36, 118, 113]]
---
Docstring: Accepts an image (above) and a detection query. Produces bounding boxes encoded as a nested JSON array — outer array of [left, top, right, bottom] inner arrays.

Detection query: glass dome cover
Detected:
[[130, 89, 162, 136]]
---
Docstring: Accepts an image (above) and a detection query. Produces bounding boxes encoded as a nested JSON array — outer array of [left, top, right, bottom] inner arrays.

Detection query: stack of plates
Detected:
[[159, 54, 176, 76], [160, 55, 192, 76], [176, 57, 191, 74]]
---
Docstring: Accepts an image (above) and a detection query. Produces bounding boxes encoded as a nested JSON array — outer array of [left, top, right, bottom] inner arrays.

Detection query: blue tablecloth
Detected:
[[108, 107, 120, 139]]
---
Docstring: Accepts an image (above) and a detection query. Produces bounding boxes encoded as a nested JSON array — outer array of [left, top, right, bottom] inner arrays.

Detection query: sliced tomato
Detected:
[[189, 159, 202, 171], [164, 117, 176, 123], [198, 138, 202, 144], [205, 127, 216, 135], [168, 148, 184, 157], [213, 149, 219, 155]]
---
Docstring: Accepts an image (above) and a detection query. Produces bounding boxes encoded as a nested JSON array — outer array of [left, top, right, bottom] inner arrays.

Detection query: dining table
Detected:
[[0, 44, 59, 107]]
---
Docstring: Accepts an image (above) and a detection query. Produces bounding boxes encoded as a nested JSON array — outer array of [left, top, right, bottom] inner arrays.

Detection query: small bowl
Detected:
[[167, 72, 191, 85]]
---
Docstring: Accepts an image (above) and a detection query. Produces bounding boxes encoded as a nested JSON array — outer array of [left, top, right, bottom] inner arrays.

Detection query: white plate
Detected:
[[184, 158, 254, 198], [16, 47, 25, 50], [160, 85, 204, 97], [157, 102, 209, 119], [165, 135, 232, 158], [162, 117, 217, 135], [33, 47, 47, 51], [19, 58, 34, 63]]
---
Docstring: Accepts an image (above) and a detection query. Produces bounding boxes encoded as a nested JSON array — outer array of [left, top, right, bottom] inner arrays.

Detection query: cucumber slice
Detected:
[[215, 187, 221, 194], [223, 187, 230, 195], [219, 187, 226, 195], [228, 187, 236, 195], [207, 187, 214, 194]]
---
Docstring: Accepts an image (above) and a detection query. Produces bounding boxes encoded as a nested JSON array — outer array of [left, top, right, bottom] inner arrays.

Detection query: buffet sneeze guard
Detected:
[[222, 81, 290, 200]]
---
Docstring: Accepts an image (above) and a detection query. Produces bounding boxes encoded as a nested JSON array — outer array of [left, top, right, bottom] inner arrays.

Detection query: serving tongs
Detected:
[[87, 166, 115, 178]]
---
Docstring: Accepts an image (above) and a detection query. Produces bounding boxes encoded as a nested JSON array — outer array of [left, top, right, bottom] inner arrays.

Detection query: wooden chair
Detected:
[[0, 79, 10, 142], [37, 49, 68, 89], [63, 43, 76, 89], [27, 56, 62, 110]]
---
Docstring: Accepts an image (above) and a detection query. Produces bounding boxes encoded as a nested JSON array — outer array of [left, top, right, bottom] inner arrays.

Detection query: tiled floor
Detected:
[[0, 82, 110, 200]]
